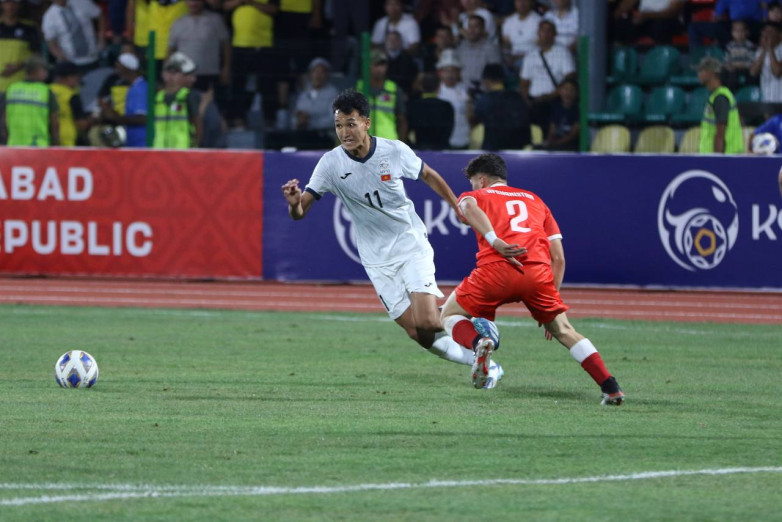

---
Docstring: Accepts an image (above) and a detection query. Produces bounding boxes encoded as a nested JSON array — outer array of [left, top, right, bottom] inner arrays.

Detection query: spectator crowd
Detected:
[[1, 0, 781, 152]]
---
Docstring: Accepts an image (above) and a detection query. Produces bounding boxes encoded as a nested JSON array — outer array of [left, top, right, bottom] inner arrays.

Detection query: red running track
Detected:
[[0, 278, 780, 324]]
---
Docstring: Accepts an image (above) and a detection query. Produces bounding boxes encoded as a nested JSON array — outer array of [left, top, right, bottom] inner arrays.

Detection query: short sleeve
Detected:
[[304, 155, 333, 198], [543, 203, 562, 240], [41, 12, 61, 41], [396, 141, 423, 180]]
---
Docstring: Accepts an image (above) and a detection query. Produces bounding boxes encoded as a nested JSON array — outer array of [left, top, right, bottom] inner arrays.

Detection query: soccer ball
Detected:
[[55, 350, 99, 388], [751, 132, 779, 155]]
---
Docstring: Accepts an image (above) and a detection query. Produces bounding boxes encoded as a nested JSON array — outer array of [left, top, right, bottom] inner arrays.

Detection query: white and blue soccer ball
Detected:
[[751, 132, 779, 155], [55, 350, 99, 388]]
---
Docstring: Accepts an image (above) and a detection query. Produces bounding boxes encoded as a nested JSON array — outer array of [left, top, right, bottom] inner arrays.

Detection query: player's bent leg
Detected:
[[544, 313, 625, 406]]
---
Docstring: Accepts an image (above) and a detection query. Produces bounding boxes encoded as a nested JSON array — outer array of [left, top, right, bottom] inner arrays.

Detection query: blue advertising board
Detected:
[[263, 151, 782, 290]]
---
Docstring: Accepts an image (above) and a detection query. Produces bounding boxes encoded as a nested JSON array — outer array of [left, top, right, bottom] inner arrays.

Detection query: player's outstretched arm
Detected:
[[282, 179, 315, 220], [459, 197, 526, 266], [419, 163, 460, 215]]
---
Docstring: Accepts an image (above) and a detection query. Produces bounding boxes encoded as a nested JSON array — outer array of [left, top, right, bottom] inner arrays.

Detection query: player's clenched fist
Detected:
[[281, 179, 302, 205]]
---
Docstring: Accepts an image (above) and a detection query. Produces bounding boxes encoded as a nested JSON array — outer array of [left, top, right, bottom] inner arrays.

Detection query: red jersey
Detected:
[[458, 184, 561, 267]]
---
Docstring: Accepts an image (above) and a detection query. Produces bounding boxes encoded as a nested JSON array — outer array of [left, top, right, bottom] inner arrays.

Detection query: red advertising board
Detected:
[[0, 148, 263, 278]]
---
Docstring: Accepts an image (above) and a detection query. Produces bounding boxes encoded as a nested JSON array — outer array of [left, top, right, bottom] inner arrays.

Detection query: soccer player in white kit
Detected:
[[281, 89, 503, 386]]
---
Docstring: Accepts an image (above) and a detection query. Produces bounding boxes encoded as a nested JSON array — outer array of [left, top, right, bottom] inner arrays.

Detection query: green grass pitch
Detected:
[[1, 304, 781, 521]]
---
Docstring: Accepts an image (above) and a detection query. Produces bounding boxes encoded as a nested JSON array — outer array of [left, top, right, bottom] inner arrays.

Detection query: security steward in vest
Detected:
[[697, 56, 744, 154], [356, 49, 408, 142], [153, 52, 205, 149], [0, 55, 59, 146]]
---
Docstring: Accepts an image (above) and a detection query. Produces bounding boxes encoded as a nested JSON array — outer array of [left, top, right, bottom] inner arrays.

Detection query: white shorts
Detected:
[[365, 253, 444, 320]]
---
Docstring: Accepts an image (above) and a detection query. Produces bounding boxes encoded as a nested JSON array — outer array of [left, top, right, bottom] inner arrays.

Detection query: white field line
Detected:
[[4, 294, 780, 321], [1, 283, 781, 311], [1, 467, 781, 507], [2, 307, 778, 339]]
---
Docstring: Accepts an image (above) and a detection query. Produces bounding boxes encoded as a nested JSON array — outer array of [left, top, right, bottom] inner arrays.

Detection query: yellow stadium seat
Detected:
[[469, 124, 484, 150], [590, 125, 631, 153], [531, 124, 543, 145], [634, 125, 675, 153], [678, 126, 700, 153]]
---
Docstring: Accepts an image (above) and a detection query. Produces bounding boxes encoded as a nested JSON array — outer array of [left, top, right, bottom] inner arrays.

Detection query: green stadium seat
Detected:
[[635, 45, 680, 86], [590, 124, 631, 153], [735, 85, 762, 103], [670, 45, 724, 87], [588, 84, 643, 124], [678, 126, 701, 153], [670, 87, 710, 127], [634, 125, 676, 153], [607, 46, 638, 85], [643, 86, 686, 123]]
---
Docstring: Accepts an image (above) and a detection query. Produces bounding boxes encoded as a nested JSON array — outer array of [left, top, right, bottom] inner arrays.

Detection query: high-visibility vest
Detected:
[[700, 86, 744, 154], [5, 81, 50, 146], [50, 83, 78, 147], [153, 88, 191, 149], [357, 79, 398, 140]]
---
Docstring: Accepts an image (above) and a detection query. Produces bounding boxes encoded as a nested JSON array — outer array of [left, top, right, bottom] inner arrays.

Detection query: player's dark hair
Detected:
[[332, 89, 370, 118], [463, 153, 508, 180]]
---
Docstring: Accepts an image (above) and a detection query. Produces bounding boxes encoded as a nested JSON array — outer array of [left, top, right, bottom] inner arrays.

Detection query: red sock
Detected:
[[451, 319, 479, 350], [581, 352, 611, 386]]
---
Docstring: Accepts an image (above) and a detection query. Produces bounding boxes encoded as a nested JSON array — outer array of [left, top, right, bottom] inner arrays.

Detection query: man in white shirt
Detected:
[[520, 20, 575, 125], [750, 23, 782, 103], [282, 89, 504, 388], [457, 0, 497, 42], [371, 0, 421, 55], [42, 0, 104, 69], [436, 49, 471, 149], [543, 0, 579, 53], [501, 0, 542, 71]]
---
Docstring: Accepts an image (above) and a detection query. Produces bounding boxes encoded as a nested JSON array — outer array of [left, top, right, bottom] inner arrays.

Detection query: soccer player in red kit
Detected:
[[440, 153, 625, 405]]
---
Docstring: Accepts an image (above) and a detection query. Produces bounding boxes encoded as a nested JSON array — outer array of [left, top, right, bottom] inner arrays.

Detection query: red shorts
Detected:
[[455, 261, 568, 324]]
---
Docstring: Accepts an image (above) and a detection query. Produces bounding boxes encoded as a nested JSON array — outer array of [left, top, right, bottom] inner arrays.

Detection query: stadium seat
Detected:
[[469, 124, 484, 149], [531, 124, 543, 145], [670, 45, 724, 87], [635, 46, 680, 86], [607, 46, 638, 85], [590, 125, 631, 153], [671, 87, 709, 127], [735, 85, 762, 103], [588, 84, 643, 124], [634, 125, 675, 153], [678, 126, 701, 153], [643, 86, 686, 123]]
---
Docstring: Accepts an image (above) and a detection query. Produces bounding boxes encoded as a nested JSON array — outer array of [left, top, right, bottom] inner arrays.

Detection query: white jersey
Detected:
[[305, 137, 432, 267]]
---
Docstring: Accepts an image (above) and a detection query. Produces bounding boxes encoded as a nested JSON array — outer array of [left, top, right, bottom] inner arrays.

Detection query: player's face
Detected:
[[334, 109, 370, 154]]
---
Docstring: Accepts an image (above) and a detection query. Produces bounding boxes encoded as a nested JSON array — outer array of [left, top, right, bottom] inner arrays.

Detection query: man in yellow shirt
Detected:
[[224, 0, 278, 128]]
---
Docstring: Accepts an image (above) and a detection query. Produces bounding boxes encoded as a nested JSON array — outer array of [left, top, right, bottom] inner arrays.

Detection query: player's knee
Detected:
[[418, 317, 442, 333]]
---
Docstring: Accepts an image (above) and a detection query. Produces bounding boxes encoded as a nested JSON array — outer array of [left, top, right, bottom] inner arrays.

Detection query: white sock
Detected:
[[569, 338, 598, 363], [428, 332, 475, 366]]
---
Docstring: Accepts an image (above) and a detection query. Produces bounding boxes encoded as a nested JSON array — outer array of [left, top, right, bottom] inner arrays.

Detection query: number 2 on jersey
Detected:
[[506, 200, 530, 233]]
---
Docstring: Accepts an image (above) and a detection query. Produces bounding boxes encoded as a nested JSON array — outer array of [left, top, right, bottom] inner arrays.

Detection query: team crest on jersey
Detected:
[[379, 159, 392, 181]]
